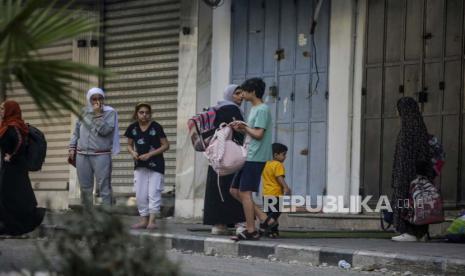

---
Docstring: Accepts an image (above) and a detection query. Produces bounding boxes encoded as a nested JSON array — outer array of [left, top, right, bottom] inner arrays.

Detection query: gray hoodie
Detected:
[[69, 108, 116, 155]]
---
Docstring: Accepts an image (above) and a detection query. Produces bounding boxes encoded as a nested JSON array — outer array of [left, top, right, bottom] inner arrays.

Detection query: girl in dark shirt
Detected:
[[0, 100, 45, 236], [125, 103, 170, 230], [203, 85, 246, 235]]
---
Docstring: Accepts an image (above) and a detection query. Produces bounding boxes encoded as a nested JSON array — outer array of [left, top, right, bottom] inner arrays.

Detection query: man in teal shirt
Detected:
[[230, 78, 274, 241]]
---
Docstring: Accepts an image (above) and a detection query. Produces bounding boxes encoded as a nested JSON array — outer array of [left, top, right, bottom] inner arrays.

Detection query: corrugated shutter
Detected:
[[6, 40, 73, 209], [103, 0, 180, 196]]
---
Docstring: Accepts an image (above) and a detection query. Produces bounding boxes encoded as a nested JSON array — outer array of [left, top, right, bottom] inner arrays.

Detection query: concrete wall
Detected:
[[326, 0, 366, 210], [175, 0, 212, 218], [174, 0, 232, 218], [210, 0, 232, 104]]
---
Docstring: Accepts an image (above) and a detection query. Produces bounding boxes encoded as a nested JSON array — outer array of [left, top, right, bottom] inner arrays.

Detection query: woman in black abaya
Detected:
[[391, 97, 434, 242], [0, 100, 45, 236], [203, 85, 246, 234]]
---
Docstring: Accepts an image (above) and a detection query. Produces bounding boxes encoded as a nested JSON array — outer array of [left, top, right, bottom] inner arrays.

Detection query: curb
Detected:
[[133, 231, 465, 275]]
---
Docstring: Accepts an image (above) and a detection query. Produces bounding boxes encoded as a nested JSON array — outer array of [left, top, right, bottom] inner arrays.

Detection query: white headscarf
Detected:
[[216, 84, 244, 116], [86, 87, 120, 155]]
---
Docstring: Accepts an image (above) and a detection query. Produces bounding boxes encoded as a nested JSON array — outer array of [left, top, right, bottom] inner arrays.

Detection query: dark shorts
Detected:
[[231, 161, 266, 192]]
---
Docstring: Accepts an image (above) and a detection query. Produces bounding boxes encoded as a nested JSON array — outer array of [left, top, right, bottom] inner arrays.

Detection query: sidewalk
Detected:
[[44, 212, 465, 275]]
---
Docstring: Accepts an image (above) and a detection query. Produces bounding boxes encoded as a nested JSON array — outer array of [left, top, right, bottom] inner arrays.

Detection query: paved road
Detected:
[[168, 250, 387, 276], [0, 238, 391, 276]]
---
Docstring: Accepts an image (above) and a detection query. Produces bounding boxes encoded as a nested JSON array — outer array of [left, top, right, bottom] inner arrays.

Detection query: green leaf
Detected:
[[0, 0, 109, 115]]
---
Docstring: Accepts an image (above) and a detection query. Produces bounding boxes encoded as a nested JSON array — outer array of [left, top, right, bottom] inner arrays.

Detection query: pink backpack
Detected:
[[204, 122, 247, 201], [407, 176, 444, 225], [187, 107, 217, 152]]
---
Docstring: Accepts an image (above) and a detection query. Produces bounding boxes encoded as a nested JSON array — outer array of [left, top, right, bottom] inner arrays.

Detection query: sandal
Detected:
[[231, 229, 260, 241], [259, 217, 278, 236], [266, 225, 280, 238]]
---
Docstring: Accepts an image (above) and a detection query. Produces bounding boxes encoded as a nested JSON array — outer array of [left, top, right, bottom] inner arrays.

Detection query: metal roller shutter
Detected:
[[6, 40, 73, 209], [103, 0, 180, 196]]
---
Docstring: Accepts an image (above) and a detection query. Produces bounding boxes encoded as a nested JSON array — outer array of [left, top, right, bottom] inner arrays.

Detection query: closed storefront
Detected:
[[230, 0, 330, 198], [362, 0, 465, 207], [102, 0, 180, 197]]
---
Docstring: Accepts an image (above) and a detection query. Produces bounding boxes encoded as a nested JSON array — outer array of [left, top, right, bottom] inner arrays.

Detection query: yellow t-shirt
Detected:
[[262, 160, 285, 196]]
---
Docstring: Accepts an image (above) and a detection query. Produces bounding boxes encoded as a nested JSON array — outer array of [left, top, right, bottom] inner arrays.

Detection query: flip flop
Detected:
[[231, 229, 260, 241]]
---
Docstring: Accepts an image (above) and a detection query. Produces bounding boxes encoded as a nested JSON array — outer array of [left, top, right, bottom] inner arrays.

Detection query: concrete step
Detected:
[[279, 213, 454, 236]]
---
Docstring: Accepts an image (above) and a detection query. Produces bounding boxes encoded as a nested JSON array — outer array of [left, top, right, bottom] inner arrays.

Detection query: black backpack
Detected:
[[12, 125, 47, 171], [26, 124, 47, 171]]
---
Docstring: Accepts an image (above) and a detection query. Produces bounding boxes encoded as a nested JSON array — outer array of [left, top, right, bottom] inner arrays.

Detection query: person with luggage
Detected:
[[125, 103, 169, 230], [391, 97, 434, 242], [203, 84, 246, 235]]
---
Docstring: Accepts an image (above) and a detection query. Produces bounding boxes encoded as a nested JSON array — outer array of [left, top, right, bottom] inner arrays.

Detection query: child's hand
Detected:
[[230, 121, 246, 131], [130, 151, 139, 160], [138, 153, 151, 161], [284, 187, 291, 195]]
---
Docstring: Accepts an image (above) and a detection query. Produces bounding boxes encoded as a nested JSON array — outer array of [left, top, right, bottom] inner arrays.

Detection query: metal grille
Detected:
[[361, 0, 465, 207], [103, 0, 180, 196]]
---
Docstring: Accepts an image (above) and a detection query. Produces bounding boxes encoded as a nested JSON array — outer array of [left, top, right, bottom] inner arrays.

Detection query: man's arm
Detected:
[[231, 122, 265, 140]]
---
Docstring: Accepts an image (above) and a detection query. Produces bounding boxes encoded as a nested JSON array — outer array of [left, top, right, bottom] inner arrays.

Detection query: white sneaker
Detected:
[[235, 222, 247, 235], [391, 233, 418, 242]]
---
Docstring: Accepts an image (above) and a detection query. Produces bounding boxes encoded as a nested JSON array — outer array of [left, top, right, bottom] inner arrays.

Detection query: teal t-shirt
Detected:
[[246, 103, 273, 162]]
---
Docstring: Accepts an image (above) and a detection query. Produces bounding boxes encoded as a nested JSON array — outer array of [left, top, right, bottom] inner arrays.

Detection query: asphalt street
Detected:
[[0, 237, 394, 276]]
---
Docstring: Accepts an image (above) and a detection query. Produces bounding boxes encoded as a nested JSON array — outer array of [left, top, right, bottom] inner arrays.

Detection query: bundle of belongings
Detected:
[[446, 210, 465, 243]]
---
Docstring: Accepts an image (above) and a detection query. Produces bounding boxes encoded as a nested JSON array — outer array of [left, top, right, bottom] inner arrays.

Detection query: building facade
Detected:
[[7, 0, 465, 217]]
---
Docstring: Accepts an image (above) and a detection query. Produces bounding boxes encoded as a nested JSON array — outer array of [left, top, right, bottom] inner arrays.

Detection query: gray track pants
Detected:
[[76, 154, 112, 206]]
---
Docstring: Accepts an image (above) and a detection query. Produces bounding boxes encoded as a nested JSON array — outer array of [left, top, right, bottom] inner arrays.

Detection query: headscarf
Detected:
[[0, 100, 28, 138], [216, 84, 244, 116], [391, 97, 432, 233], [86, 88, 120, 155], [396, 97, 430, 159]]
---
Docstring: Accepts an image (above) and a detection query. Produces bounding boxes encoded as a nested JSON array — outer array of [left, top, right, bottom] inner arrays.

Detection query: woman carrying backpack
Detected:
[[203, 84, 245, 235], [391, 97, 435, 242], [0, 100, 45, 235], [124, 103, 169, 230]]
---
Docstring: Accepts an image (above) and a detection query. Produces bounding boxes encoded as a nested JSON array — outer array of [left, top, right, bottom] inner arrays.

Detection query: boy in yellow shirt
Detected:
[[260, 143, 291, 238]]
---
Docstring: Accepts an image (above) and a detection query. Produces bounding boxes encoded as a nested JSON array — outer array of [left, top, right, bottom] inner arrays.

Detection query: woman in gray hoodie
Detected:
[[69, 88, 120, 207]]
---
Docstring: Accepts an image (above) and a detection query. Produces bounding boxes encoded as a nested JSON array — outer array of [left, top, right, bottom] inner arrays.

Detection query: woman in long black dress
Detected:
[[391, 97, 433, 242], [203, 85, 246, 234], [0, 100, 45, 235]]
